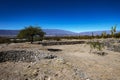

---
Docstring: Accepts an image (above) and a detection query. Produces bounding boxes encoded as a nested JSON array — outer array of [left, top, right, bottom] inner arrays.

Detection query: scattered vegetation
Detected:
[[0, 37, 10, 44], [114, 32, 120, 38], [101, 31, 107, 38], [88, 41, 108, 56], [0, 25, 120, 44], [89, 41, 104, 52], [111, 25, 116, 38]]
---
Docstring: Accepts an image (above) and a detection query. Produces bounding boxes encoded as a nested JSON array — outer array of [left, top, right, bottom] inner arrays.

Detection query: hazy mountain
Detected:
[[44, 29, 77, 36], [0, 29, 78, 37], [0, 30, 19, 37], [0, 29, 119, 37]]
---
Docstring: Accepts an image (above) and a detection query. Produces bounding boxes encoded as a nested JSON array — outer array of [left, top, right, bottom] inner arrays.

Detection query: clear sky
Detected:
[[0, 0, 120, 32]]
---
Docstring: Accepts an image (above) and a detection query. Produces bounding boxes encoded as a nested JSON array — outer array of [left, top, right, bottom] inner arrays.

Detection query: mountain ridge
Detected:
[[0, 29, 119, 37], [0, 29, 77, 37]]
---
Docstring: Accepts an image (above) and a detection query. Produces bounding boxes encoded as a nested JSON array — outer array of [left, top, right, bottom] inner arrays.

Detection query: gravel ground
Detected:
[[0, 40, 120, 80]]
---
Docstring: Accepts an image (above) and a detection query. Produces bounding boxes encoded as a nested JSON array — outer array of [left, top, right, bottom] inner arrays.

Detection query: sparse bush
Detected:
[[0, 37, 10, 44], [88, 41, 106, 56], [114, 32, 120, 38], [101, 31, 107, 38], [55, 37, 61, 41]]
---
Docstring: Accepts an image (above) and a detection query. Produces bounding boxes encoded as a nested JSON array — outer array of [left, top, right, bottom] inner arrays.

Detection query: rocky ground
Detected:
[[0, 39, 120, 80]]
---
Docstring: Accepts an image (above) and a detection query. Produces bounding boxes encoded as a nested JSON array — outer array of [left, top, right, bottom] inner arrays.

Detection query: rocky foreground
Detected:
[[0, 40, 120, 80]]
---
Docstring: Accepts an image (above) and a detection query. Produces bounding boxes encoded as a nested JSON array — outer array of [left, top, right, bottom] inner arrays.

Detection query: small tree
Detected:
[[17, 26, 45, 43]]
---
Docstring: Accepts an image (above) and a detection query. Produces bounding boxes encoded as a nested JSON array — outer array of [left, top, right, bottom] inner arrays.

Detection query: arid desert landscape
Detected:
[[0, 0, 120, 80], [0, 39, 120, 80]]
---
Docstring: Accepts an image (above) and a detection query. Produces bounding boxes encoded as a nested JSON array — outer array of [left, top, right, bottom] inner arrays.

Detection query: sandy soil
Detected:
[[0, 41, 120, 80]]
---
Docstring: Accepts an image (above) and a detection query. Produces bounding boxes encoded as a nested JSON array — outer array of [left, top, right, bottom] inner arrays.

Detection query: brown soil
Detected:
[[0, 41, 120, 80]]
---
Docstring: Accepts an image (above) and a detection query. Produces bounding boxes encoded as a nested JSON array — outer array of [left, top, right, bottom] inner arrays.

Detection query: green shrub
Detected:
[[0, 37, 10, 44], [88, 41, 104, 53]]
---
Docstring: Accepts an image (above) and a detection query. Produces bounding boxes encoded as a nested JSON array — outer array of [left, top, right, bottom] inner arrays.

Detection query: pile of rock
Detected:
[[103, 39, 120, 52], [112, 45, 120, 52], [0, 50, 37, 62], [40, 41, 85, 46], [0, 50, 57, 63]]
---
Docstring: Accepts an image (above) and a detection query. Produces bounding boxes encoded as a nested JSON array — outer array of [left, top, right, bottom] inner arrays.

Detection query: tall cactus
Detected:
[[111, 25, 116, 38]]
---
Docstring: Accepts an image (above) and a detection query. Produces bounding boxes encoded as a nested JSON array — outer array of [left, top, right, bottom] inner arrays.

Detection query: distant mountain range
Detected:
[[0, 29, 77, 37], [0, 29, 119, 37], [0, 30, 19, 37], [43, 29, 77, 36]]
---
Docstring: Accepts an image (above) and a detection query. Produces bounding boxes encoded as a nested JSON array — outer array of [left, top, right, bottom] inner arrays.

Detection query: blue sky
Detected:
[[0, 0, 120, 32]]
